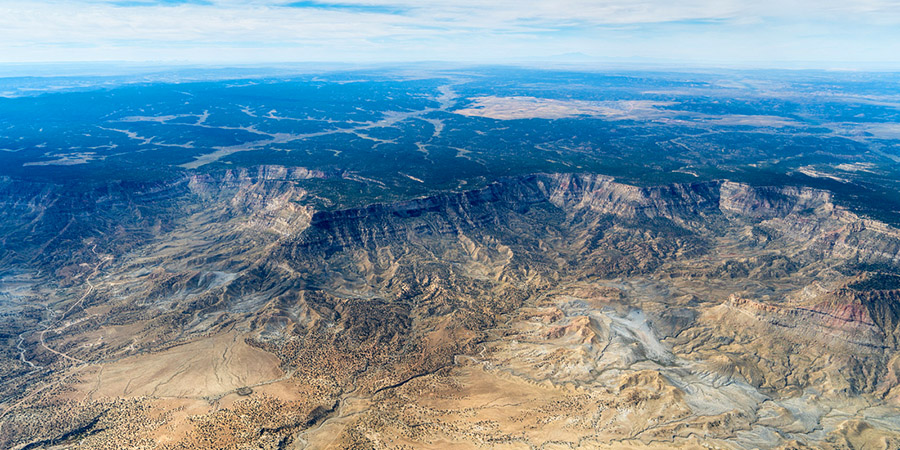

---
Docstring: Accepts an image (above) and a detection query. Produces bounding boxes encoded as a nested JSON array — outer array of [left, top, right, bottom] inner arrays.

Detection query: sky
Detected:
[[1, 0, 899, 68]]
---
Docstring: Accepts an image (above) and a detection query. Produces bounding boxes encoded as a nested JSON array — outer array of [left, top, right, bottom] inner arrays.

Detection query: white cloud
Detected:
[[0, 0, 898, 66]]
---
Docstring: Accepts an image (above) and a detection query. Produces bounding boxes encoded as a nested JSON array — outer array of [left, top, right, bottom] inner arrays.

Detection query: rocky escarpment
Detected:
[[718, 180, 834, 218], [187, 166, 325, 237], [3, 169, 896, 279], [298, 174, 725, 254], [547, 173, 724, 222], [292, 173, 900, 265], [298, 174, 552, 250], [0, 166, 327, 275]]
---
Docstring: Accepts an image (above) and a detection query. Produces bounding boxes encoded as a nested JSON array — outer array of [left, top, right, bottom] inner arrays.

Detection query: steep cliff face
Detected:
[[718, 180, 834, 219], [290, 173, 900, 267], [716, 181, 900, 264], [188, 166, 321, 237], [548, 173, 724, 222], [299, 174, 724, 255], [298, 175, 551, 250]]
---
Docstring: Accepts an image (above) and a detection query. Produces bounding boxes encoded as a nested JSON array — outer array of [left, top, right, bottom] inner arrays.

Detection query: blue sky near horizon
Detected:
[[0, 0, 898, 69]]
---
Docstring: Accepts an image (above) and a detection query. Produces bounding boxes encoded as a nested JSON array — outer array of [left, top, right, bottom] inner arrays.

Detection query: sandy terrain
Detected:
[[73, 332, 283, 399]]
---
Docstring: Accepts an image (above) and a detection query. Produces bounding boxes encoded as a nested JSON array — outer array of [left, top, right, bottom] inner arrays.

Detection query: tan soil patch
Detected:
[[73, 332, 282, 399]]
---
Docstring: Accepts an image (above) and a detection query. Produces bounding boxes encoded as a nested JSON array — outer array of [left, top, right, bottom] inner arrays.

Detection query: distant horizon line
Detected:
[[1, 59, 899, 76]]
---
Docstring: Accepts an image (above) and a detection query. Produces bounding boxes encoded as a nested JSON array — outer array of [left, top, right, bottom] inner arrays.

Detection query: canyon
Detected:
[[1, 169, 899, 449]]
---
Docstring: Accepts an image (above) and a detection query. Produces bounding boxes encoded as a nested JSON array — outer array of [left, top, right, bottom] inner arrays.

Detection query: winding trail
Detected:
[[35, 245, 109, 365], [15, 334, 36, 369], [0, 245, 111, 425]]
